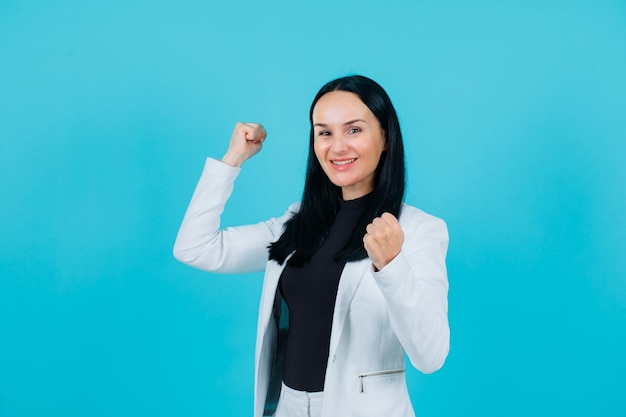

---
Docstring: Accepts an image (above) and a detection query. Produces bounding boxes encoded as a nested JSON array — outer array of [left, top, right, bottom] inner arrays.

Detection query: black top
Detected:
[[278, 194, 369, 392]]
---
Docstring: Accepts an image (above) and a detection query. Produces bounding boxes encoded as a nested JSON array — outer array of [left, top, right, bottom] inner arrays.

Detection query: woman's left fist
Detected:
[[363, 212, 404, 271]]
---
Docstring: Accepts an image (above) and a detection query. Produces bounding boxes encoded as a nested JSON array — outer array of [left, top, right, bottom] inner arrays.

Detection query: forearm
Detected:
[[373, 217, 450, 373]]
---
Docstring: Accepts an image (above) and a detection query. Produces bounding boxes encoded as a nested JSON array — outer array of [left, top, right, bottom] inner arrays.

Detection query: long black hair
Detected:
[[268, 75, 406, 266]]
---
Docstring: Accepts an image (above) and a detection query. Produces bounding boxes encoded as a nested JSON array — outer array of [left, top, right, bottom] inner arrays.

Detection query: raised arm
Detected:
[[173, 123, 295, 274]]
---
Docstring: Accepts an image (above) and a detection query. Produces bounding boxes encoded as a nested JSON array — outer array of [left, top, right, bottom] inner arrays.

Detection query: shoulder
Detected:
[[285, 201, 301, 217], [271, 201, 300, 226], [399, 203, 445, 225], [398, 203, 448, 236]]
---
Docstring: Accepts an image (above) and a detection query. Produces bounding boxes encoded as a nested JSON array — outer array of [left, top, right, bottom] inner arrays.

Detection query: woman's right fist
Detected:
[[222, 122, 267, 167]]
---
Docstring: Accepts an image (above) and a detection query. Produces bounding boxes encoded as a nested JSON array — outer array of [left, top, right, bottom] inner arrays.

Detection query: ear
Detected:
[[382, 129, 388, 151]]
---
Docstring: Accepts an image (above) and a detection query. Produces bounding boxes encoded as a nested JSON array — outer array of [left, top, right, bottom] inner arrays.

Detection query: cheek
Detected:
[[373, 138, 387, 159], [313, 141, 326, 162]]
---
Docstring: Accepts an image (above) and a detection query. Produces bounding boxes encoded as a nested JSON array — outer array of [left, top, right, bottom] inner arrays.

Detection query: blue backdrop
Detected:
[[1, 1, 625, 416]]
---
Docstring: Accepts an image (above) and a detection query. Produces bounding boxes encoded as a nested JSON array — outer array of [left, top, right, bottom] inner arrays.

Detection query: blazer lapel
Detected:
[[257, 260, 285, 334], [328, 260, 370, 356]]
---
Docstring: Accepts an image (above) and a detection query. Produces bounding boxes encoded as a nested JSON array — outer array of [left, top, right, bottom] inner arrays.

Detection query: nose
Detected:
[[330, 136, 349, 154]]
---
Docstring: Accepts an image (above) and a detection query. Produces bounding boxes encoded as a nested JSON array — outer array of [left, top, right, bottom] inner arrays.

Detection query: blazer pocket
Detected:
[[358, 368, 405, 393]]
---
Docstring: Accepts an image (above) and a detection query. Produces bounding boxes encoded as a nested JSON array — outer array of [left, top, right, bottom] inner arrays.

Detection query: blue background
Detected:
[[1, 1, 625, 416]]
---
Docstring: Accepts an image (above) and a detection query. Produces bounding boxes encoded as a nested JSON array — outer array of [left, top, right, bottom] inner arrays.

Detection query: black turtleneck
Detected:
[[278, 194, 369, 392]]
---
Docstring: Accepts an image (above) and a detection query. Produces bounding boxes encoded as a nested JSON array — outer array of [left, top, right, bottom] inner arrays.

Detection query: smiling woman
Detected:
[[173, 75, 450, 417], [313, 91, 388, 200]]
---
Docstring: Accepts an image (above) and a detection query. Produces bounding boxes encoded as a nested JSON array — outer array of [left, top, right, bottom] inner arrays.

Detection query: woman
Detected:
[[173, 75, 449, 417]]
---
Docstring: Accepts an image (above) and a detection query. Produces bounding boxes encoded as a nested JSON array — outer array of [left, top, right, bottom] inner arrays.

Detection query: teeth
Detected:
[[332, 159, 356, 166]]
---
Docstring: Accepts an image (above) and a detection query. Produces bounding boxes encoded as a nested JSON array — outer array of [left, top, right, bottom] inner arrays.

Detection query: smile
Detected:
[[331, 158, 356, 166]]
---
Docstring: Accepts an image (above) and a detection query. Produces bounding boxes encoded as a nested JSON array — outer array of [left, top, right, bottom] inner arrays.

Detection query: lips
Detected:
[[331, 158, 356, 166]]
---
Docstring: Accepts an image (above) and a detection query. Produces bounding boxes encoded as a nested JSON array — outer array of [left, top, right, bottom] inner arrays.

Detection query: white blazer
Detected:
[[173, 158, 450, 417]]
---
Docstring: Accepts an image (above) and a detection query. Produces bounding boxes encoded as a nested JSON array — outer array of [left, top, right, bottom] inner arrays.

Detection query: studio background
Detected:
[[1, 1, 625, 416]]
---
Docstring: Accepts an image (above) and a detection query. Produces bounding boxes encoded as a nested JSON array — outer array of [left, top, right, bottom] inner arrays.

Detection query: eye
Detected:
[[348, 127, 361, 134], [317, 130, 331, 136]]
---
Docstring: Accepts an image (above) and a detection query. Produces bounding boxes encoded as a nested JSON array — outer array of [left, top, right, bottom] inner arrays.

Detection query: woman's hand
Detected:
[[222, 122, 267, 167], [364, 212, 404, 271]]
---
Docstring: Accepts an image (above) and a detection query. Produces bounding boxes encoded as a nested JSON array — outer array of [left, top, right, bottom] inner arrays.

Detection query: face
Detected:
[[312, 91, 387, 200]]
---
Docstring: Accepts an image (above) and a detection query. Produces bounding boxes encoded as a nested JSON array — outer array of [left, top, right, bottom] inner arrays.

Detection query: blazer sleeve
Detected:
[[173, 157, 297, 274], [372, 213, 450, 374]]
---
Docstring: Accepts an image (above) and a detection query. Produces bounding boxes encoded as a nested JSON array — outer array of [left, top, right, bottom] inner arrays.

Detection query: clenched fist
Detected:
[[222, 122, 267, 167], [363, 212, 404, 271]]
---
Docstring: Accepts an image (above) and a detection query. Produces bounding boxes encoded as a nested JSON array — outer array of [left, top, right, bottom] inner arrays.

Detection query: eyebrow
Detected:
[[313, 119, 367, 128]]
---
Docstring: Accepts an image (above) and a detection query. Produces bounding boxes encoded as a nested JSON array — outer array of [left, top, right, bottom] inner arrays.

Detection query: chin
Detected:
[[328, 177, 353, 188]]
